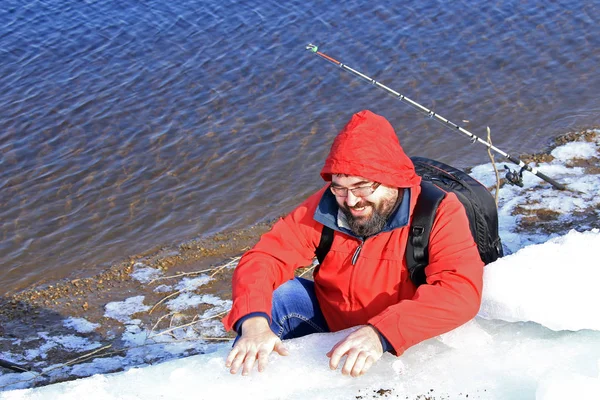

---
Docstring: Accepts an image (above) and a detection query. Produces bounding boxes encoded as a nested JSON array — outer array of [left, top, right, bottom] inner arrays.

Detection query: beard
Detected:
[[340, 192, 399, 237]]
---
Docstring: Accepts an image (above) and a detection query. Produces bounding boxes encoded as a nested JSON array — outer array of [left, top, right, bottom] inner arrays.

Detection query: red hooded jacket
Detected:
[[222, 110, 484, 355]]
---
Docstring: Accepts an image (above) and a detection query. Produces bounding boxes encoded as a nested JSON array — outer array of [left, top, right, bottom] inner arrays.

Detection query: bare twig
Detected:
[[149, 312, 177, 335], [61, 344, 114, 367], [0, 358, 31, 373], [147, 311, 228, 340], [148, 256, 241, 283], [30, 344, 121, 381], [210, 257, 241, 277], [165, 312, 188, 339], [169, 312, 183, 328], [298, 265, 316, 277], [0, 370, 42, 390], [149, 290, 181, 314], [210, 264, 228, 278], [149, 268, 221, 284]]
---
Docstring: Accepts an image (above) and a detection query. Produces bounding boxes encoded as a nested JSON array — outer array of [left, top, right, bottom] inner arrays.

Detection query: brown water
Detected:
[[1, 0, 599, 295]]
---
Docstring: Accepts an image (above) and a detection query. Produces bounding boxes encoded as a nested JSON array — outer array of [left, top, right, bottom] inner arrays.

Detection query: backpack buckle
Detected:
[[412, 226, 425, 236]]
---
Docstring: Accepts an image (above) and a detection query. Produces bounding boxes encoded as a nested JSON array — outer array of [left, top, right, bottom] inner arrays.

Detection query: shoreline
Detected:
[[0, 222, 276, 387], [1, 128, 598, 389], [4, 127, 598, 302]]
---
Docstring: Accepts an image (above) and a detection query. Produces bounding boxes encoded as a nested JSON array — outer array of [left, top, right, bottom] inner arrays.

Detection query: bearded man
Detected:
[[222, 110, 484, 377]]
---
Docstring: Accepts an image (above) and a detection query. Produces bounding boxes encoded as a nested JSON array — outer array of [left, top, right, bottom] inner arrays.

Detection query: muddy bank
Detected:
[[0, 222, 278, 382], [2, 221, 276, 321]]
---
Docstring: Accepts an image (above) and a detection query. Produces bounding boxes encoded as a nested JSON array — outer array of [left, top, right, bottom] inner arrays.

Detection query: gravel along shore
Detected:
[[0, 222, 279, 387]]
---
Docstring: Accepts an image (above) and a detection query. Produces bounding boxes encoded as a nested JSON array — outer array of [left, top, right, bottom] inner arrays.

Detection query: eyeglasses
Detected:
[[329, 182, 381, 198]]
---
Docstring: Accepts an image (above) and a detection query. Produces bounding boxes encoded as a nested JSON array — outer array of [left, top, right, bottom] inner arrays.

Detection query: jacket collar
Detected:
[[313, 186, 411, 239]]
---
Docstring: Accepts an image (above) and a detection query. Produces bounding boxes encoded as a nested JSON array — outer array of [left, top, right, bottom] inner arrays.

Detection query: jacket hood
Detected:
[[320, 110, 421, 188]]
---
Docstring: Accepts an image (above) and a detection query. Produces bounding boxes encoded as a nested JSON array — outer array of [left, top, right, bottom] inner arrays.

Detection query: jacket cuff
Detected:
[[233, 312, 270, 334], [368, 312, 408, 356], [369, 324, 394, 353]]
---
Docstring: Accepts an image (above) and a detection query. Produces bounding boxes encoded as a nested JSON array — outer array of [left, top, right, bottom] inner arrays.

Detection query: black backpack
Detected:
[[315, 157, 503, 286]]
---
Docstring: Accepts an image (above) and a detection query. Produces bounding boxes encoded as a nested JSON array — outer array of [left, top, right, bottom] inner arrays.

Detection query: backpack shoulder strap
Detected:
[[405, 181, 446, 286], [315, 225, 334, 264]]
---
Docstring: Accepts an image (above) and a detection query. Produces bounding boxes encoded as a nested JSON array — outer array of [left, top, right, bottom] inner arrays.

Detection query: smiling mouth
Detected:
[[350, 205, 370, 216]]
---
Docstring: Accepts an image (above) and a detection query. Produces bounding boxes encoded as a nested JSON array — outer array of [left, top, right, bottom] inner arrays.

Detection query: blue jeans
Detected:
[[234, 277, 330, 341], [269, 277, 330, 339]]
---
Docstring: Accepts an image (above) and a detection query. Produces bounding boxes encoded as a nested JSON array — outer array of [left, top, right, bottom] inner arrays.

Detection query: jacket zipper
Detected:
[[351, 240, 364, 265], [348, 239, 365, 306]]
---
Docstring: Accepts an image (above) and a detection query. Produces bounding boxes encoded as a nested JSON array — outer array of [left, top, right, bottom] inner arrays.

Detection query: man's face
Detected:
[[331, 175, 400, 237]]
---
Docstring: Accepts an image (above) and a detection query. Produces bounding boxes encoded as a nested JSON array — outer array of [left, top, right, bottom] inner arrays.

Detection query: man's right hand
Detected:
[[225, 316, 289, 376]]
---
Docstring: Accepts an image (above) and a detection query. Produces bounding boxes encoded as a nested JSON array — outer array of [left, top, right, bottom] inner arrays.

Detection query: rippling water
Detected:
[[1, 0, 599, 294]]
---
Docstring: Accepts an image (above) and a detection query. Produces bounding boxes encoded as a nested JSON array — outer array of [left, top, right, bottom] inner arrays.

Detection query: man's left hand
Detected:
[[326, 325, 384, 377]]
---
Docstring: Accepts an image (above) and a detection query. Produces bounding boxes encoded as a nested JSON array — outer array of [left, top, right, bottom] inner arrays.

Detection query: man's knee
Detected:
[[273, 278, 302, 300], [271, 278, 316, 316]]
